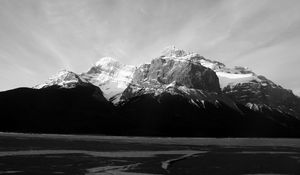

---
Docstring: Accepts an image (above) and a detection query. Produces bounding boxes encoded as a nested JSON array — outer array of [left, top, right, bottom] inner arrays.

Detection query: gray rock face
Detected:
[[223, 76, 300, 118], [119, 50, 227, 111], [132, 57, 221, 93]]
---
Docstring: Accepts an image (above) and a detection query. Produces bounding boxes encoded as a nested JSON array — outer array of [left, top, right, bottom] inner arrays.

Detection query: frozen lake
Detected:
[[0, 133, 300, 175]]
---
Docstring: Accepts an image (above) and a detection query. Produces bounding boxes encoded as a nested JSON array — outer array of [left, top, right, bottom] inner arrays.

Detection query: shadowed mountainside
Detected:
[[1, 84, 300, 137]]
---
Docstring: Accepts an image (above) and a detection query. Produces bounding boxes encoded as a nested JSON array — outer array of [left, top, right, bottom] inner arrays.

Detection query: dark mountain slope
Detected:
[[1, 84, 300, 137], [0, 84, 118, 135], [117, 92, 300, 137]]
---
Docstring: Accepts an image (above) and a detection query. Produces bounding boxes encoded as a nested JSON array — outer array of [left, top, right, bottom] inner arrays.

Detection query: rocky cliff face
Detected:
[[223, 76, 300, 118], [131, 56, 221, 93], [120, 47, 233, 112]]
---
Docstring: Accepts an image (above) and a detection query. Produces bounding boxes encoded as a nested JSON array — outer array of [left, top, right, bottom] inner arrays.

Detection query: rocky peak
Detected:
[[222, 74, 300, 118], [32, 47, 300, 118], [161, 46, 188, 57], [34, 70, 87, 89], [159, 46, 226, 72], [50, 70, 81, 82], [132, 56, 221, 93]]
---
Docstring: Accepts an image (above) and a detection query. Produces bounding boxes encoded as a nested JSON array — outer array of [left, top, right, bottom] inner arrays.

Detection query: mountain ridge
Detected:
[[36, 47, 299, 98], [2, 46, 298, 137], [34, 47, 300, 118]]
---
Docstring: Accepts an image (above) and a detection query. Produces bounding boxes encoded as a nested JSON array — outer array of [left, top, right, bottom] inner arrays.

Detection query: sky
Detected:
[[0, 0, 300, 95]]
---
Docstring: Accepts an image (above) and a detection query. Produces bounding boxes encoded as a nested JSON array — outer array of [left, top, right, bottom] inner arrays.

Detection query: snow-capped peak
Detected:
[[161, 48, 260, 89], [35, 70, 86, 89], [161, 46, 188, 57], [155, 47, 278, 90], [49, 70, 79, 81], [81, 57, 136, 103], [95, 57, 121, 69], [159, 47, 226, 70]]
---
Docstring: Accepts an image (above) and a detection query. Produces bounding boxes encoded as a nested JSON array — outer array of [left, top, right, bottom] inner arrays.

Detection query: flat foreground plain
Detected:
[[0, 133, 300, 175]]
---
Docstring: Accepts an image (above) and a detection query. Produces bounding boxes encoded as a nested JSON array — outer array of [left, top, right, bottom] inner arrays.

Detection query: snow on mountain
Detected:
[[81, 57, 136, 103], [34, 70, 88, 89], [121, 79, 240, 112], [158, 47, 282, 91], [34, 57, 135, 103], [132, 51, 221, 93], [119, 46, 300, 118], [35, 47, 266, 104], [33, 47, 300, 117], [161, 46, 188, 57], [216, 72, 258, 89], [156, 46, 260, 89], [120, 49, 243, 111]]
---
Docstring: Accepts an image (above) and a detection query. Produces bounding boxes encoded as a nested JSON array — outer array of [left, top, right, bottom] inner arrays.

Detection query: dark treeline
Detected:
[[1, 85, 300, 137]]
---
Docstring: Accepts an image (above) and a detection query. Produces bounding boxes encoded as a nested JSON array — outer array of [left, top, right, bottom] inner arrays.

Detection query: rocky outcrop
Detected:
[[223, 76, 300, 118], [131, 56, 221, 93], [34, 70, 88, 89]]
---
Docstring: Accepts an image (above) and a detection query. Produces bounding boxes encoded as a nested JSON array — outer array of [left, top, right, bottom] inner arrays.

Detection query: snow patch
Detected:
[[216, 72, 260, 89]]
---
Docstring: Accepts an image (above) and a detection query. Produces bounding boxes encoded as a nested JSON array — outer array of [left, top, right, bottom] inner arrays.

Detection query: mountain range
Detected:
[[1, 46, 300, 137]]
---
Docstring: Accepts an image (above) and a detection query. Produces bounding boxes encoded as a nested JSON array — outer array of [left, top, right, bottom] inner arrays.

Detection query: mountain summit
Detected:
[[80, 57, 136, 103], [12, 46, 299, 137], [34, 70, 88, 89], [34, 47, 300, 118]]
